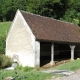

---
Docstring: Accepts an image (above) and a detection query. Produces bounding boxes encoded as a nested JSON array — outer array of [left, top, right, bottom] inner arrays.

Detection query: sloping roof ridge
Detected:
[[20, 9, 77, 26]]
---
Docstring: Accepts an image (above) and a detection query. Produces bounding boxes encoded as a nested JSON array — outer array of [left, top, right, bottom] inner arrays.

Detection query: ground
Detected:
[[40, 59, 80, 80], [40, 59, 70, 69], [48, 69, 80, 80]]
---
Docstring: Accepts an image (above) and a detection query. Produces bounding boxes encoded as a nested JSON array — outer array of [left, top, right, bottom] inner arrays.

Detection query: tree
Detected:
[[26, 0, 62, 18], [0, 0, 80, 25], [60, 0, 80, 25], [0, 0, 28, 21], [26, 0, 80, 25]]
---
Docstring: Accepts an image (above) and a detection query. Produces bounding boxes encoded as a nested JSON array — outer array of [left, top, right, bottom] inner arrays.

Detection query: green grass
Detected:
[[0, 70, 52, 80], [1, 59, 80, 80], [0, 22, 11, 36], [53, 59, 80, 71], [1, 22, 80, 79]]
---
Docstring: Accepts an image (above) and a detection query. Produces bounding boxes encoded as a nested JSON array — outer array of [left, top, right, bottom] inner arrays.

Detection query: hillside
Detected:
[[0, 22, 11, 36], [0, 22, 11, 54]]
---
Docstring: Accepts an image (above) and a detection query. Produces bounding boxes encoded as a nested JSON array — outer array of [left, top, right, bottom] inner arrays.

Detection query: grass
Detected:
[[0, 22, 80, 79], [1, 60, 80, 80], [53, 59, 80, 71], [0, 22, 11, 36], [1, 59, 80, 80], [0, 70, 52, 80]]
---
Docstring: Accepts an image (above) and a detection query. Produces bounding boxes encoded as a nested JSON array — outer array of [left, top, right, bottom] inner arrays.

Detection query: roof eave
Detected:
[[36, 39, 80, 44]]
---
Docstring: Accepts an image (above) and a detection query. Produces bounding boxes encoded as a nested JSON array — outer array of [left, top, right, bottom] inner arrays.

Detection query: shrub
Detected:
[[0, 54, 12, 69]]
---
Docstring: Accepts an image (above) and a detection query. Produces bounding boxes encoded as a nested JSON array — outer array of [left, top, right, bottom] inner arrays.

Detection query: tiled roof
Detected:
[[20, 10, 80, 43]]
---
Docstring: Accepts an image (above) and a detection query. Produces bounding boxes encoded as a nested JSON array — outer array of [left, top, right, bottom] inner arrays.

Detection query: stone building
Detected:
[[6, 10, 80, 68]]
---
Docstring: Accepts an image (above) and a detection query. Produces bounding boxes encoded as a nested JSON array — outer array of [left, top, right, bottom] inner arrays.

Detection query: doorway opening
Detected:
[[40, 42, 51, 67]]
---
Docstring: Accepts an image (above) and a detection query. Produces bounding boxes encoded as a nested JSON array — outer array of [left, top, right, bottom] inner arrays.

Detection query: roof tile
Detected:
[[20, 10, 80, 43]]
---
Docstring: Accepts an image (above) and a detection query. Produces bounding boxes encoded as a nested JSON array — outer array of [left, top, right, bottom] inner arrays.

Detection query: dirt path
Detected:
[[48, 69, 80, 80]]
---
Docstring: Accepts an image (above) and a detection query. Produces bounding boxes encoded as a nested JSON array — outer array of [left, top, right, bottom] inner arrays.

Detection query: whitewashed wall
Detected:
[[6, 10, 36, 67], [35, 41, 40, 68]]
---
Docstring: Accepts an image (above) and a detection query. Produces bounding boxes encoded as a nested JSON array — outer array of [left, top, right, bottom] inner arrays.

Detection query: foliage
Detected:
[[15, 65, 34, 72], [53, 59, 80, 71], [26, 0, 80, 25], [0, 0, 27, 21], [0, 54, 12, 69], [0, 0, 80, 25], [26, 0, 63, 18]]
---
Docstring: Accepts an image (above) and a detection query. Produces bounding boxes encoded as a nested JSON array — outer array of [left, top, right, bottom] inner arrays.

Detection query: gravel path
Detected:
[[48, 69, 80, 80]]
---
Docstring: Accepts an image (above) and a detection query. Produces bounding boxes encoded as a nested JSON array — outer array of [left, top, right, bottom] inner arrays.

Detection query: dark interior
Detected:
[[40, 42, 80, 67]]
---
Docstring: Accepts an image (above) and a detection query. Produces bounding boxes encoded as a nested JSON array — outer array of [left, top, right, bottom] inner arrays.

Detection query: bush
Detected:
[[0, 54, 12, 69]]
